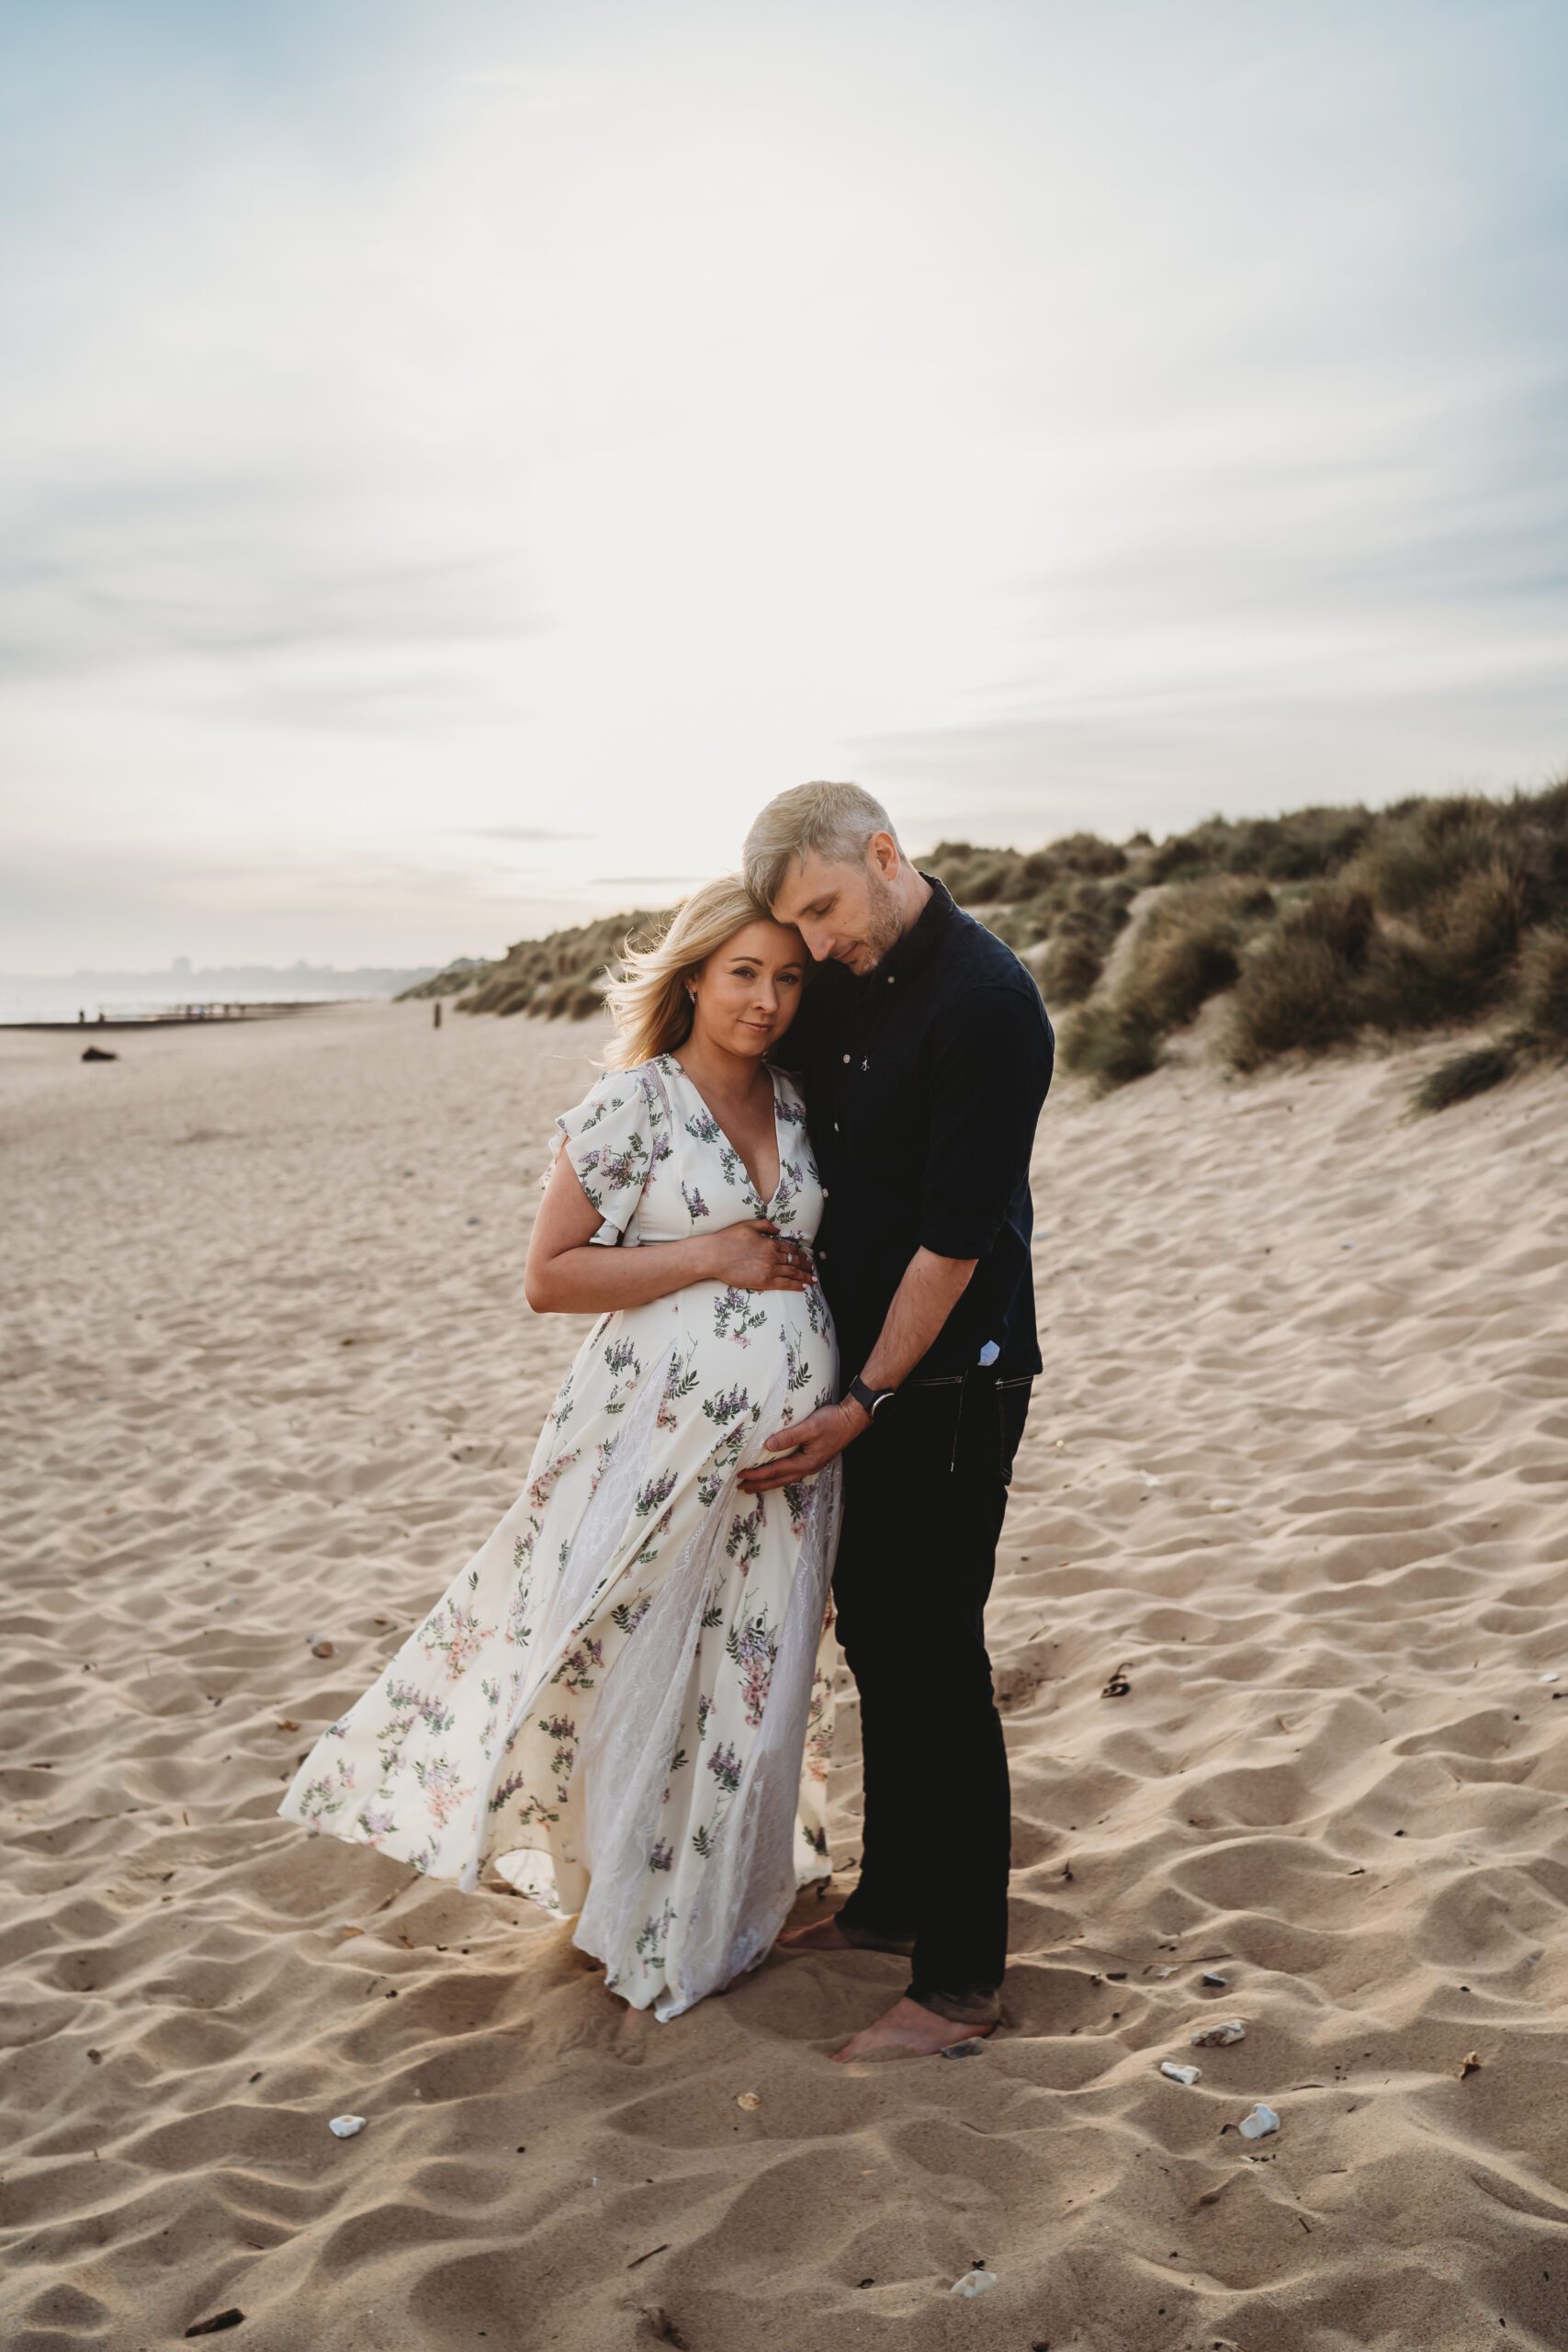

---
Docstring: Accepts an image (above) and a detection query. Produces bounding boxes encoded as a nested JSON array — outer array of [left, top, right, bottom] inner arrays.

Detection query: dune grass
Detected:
[[418, 776, 1568, 1109], [1058, 996, 1163, 1087], [1406, 910, 1568, 1114], [437, 910, 666, 1019], [1408, 1044, 1520, 1115], [397, 955, 497, 1001]]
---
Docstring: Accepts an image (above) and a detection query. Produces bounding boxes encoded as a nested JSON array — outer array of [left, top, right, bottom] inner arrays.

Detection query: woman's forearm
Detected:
[[525, 1232, 719, 1315]]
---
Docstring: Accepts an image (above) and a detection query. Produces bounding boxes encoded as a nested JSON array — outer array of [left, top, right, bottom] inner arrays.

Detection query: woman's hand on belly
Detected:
[[705, 1217, 816, 1295], [525, 1142, 815, 1315]]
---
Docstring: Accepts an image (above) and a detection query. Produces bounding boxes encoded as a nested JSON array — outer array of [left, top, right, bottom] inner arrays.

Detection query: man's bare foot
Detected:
[[774, 1914, 855, 1951], [832, 1995, 998, 2063]]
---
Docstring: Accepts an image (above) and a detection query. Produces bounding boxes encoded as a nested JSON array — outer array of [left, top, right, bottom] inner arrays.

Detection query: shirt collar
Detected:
[[876, 870, 956, 983]]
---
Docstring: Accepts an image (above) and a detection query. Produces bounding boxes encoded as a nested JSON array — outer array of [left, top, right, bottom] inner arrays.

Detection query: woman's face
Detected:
[[690, 918, 807, 1058]]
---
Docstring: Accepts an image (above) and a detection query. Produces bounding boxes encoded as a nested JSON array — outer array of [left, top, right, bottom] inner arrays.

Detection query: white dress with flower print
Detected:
[[276, 1051, 841, 2021]]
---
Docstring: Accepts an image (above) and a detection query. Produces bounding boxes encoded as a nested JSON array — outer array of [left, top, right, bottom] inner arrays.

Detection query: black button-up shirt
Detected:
[[779, 873, 1055, 1384]]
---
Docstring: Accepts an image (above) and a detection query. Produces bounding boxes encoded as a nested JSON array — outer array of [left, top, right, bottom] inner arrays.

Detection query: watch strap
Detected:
[[847, 1374, 897, 1419]]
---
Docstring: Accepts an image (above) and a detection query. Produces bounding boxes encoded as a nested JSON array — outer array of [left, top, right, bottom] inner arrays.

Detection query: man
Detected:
[[738, 780, 1054, 2062]]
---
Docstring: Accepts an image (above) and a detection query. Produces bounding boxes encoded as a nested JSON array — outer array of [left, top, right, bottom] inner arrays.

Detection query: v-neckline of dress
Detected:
[[661, 1052, 785, 1214]]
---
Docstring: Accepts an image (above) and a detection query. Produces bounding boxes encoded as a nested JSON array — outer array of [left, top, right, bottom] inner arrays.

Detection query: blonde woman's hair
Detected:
[[600, 874, 789, 1069], [742, 779, 901, 910]]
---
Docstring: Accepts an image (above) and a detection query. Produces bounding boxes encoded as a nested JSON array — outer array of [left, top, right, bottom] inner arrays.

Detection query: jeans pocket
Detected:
[[875, 1380, 963, 1473]]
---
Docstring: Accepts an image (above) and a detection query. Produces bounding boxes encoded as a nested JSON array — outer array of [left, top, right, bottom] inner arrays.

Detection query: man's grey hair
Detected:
[[742, 780, 902, 910]]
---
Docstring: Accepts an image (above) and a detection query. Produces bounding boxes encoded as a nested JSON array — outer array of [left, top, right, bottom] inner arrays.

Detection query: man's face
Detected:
[[770, 838, 906, 975]]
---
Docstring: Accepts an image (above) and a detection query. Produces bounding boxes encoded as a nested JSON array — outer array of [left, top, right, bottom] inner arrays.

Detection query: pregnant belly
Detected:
[[581, 1283, 837, 1480], [622, 1279, 837, 1391], [717, 1274, 833, 1346]]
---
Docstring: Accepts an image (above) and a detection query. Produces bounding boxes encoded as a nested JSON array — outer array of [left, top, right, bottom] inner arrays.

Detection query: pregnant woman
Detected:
[[276, 878, 842, 2022]]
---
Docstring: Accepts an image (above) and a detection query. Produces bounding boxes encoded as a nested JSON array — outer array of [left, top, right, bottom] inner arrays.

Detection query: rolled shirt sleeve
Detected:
[[917, 982, 1054, 1261]]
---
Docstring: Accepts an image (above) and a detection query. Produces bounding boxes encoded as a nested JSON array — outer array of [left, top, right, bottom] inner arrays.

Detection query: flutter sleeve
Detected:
[[542, 1064, 668, 1246]]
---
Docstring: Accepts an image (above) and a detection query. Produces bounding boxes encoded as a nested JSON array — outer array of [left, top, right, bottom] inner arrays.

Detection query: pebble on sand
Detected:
[[1191, 2019, 1247, 2048], [950, 2268, 998, 2298]]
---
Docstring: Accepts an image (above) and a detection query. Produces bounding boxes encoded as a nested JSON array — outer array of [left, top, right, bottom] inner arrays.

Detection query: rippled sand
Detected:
[[3, 997, 1565, 2352]]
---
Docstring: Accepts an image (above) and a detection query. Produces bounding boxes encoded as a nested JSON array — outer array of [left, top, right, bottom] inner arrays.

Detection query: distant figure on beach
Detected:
[[278, 876, 843, 2021], [739, 783, 1054, 2059]]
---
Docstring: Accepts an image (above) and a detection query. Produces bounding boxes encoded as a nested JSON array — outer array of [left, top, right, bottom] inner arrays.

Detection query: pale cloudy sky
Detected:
[[3, 0, 1565, 970]]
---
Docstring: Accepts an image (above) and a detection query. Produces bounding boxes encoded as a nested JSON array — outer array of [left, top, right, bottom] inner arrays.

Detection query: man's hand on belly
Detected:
[[738, 1396, 870, 1493], [738, 1246, 979, 1492]]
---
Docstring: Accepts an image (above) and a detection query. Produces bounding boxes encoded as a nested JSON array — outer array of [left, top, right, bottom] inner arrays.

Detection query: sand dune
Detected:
[[3, 998, 1566, 2352]]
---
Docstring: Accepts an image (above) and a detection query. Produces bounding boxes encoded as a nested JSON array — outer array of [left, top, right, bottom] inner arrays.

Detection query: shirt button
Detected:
[[833, 1120, 840, 1132], [818, 1248, 829, 1262], [886, 975, 896, 984], [841, 1053, 851, 1064]]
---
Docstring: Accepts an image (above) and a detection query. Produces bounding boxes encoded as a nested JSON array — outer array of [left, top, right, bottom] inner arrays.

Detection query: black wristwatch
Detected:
[[845, 1374, 897, 1420]]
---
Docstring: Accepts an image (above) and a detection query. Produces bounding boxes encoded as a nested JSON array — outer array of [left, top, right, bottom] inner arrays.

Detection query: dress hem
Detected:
[[276, 1802, 837, 2018]]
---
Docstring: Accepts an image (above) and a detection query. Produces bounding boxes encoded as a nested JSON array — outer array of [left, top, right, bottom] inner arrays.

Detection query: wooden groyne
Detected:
[[0, 1001, 348, 1033]]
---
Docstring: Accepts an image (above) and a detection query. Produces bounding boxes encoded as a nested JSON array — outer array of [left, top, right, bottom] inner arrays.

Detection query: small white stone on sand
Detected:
[[1192, 2019, 1247, 2047], [328, 2114, 366, 2138], [1160, 2062, 1201, 2086], [950, 2269, 998, 2298], [1238, 2102, 1280, 2140], [1540, 1671, 1560, 1684]]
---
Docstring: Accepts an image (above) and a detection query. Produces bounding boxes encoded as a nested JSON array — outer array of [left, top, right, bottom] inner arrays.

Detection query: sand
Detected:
[[3, 995, 1566, 2352]]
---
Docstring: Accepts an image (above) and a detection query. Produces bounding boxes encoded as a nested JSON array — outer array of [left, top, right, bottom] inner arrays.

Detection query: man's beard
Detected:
[[856, 866, 906, 970]]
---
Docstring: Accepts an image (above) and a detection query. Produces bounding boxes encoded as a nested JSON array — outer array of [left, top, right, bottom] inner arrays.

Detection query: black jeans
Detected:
[[830, 1365, 1032, 2025]]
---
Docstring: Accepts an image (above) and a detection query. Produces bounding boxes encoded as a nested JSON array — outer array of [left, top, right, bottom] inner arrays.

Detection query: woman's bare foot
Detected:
[[832, 1996, 997, 2063]]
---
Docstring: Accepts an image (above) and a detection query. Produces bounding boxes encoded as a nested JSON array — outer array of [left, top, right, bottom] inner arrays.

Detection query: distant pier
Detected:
[[0, 1000, 350, 1033]]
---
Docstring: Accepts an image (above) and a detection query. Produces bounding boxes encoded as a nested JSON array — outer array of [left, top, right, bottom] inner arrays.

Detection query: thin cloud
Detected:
[[0, 481, 545, 694], [452, 825, 593, 842]]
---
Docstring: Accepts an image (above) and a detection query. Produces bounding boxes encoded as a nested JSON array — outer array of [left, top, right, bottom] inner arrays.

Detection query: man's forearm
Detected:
[[738, 1246, 980, 1493], [855, 1247, 978, 1390]]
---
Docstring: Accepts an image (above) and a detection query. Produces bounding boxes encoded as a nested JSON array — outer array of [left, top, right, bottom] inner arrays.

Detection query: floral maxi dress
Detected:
[[276, 1051, 841, 2021]]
